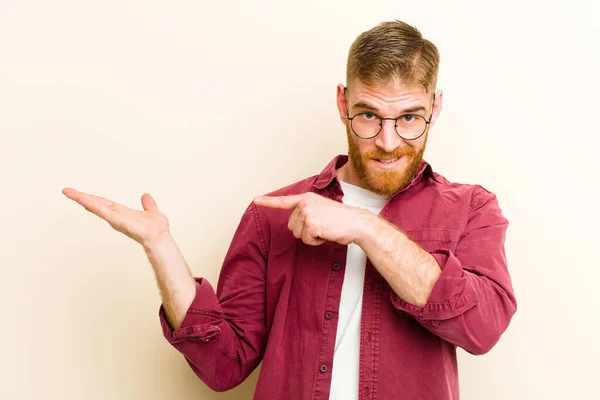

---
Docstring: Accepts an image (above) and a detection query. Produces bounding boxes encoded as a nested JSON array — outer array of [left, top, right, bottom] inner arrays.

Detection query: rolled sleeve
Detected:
[[390, 186, 516, 354], [390, 249, 478, 321], [155, 202, 269, 391], [158, 277, 224, 345]]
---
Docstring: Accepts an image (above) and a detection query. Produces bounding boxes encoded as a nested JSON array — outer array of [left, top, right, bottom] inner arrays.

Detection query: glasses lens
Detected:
[[396, 115, 427, 139], [351, 113, 381, 138]]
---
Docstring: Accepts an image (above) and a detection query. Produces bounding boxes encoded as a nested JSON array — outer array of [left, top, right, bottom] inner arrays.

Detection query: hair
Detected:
[[346, 20, 440, 94]]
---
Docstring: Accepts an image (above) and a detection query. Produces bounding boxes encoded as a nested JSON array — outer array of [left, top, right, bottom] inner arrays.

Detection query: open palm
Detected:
[[62, 188, 170, 247]]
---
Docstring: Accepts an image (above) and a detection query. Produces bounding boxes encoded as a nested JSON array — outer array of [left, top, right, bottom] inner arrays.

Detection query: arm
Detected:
[[144, 232, 197, 331], [157, 203, 268, 391], [355, 219, 441, 308], [356, 187, 517, 355], [61, 188, 267, 390]]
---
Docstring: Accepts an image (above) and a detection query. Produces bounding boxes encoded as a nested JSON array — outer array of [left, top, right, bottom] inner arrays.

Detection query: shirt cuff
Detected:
[[390, 249, 478, 321], [158, 277, 223, 345]]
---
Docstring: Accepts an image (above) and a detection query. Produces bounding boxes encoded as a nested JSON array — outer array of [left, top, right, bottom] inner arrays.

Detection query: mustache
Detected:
[[365, 149, 415, 159]]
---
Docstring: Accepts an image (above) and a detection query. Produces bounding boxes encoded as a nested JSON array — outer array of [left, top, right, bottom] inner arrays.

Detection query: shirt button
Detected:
[[186, 327, 194, 334], [320, 364, 328, 373], [325, 311, 333, 320], [332, 263, 341, 271]]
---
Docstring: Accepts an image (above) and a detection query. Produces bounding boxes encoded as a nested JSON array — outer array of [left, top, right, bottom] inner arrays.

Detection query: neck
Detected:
[[336, 160, 364, 188]]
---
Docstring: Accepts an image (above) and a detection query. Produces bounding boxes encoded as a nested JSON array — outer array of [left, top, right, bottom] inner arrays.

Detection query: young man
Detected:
[[63, 20, 516, 400]]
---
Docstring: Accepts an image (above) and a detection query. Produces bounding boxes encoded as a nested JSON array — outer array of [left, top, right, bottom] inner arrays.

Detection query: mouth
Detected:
[[371, 156, 403, 170]]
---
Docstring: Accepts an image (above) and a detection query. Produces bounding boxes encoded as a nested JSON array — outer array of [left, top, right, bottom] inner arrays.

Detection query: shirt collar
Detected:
[[313, 154, 440, 191]]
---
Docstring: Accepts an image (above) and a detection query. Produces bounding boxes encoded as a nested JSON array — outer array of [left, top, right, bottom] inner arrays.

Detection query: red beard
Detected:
[[345, 125, 428, 196]]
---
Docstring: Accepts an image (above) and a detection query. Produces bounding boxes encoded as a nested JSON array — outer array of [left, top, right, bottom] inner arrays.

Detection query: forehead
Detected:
[[348, 79, 428, 109]]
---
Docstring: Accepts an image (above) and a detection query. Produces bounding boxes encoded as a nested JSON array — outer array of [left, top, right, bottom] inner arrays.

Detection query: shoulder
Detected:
[[237, 174, 322, 252], [430, 170, 500, 210], [240, 174, 320, 220], [246, 173, 322, 226], [260, 175, 321, 197]]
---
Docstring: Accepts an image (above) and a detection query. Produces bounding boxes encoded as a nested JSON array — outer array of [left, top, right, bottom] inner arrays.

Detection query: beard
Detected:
[[346, 125, 428, 196]]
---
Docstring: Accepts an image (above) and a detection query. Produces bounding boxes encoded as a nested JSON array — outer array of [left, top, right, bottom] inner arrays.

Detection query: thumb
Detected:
[[141, 193, 159, 212]]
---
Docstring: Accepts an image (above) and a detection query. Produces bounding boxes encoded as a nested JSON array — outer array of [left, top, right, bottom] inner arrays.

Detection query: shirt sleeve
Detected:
[[390, 186, 517, 355], [157, 202, 268, 391]]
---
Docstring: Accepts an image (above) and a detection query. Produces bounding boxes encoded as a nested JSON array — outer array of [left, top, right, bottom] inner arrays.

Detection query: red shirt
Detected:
[[159, 155, 517, 400]]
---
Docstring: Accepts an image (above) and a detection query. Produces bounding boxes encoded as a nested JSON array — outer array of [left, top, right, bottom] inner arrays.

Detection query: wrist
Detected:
[[354, 211, 384, 247], [142, 230, 174, 253]]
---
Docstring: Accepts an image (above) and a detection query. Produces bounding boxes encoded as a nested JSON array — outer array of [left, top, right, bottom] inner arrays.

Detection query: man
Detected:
[[63, 20, 516, 400]]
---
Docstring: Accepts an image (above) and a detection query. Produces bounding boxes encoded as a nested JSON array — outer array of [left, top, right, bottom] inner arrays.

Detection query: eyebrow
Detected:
[[352, 101, 427, 115]]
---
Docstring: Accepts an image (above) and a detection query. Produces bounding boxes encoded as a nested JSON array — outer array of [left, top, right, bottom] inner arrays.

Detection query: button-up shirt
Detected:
[[158, 154, 517, 400]]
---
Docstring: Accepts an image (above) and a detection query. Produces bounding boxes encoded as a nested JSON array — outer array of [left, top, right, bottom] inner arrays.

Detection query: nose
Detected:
[[374, 119, 403, 153]]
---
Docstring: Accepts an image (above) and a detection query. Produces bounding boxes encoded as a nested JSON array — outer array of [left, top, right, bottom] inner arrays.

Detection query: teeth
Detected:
[[379, 158, 398, 163]]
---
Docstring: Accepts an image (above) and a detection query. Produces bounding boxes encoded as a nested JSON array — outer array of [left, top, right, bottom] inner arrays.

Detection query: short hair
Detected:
[[346, 20, 440, 94]]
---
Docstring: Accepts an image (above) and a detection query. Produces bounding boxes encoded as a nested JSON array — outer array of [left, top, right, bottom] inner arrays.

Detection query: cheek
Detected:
[[348, 135, 365, 155], [356, 142, 369, 156], [412, 141, 425, 152], [402, 137, 427, 156], [356, 140, 376, 157]]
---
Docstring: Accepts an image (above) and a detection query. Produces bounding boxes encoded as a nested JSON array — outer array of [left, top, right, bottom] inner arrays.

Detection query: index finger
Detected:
[[253, 194, 305, 209]]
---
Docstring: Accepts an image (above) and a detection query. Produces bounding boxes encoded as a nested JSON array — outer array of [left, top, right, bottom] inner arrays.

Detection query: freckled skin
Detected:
[[335, 80, 443, 196]]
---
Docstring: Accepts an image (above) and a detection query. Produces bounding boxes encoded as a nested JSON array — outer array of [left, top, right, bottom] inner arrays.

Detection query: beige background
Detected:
[[1, 0, 599, 399]]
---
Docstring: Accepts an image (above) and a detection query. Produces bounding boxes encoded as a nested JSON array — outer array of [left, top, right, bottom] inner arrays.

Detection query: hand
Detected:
[[253, 192, 374, 246], [62, 188, 170, 248]]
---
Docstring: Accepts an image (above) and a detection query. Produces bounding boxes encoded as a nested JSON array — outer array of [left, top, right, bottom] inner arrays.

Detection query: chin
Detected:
[[364, 163, 413, 195]]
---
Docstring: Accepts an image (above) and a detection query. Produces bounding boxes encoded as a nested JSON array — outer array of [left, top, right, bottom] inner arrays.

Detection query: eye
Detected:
[[402, 114, 416, 123], [362, 113, 377, 120]]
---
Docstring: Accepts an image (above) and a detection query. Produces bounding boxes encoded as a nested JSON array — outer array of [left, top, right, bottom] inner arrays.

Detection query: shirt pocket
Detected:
[[404, 228, 460, 254]]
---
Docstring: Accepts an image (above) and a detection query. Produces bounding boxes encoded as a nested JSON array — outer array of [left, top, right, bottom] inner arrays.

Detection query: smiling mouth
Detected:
[[371, 157, 404, 170]]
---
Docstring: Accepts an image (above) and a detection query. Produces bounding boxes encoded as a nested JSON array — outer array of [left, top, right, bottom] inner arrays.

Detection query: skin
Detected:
[[61, 79, 445, 332], [337, 79, 442, 196]]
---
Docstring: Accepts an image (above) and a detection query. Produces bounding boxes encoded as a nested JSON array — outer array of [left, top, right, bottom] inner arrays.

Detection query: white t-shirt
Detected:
[[329, 180, 390, 399]]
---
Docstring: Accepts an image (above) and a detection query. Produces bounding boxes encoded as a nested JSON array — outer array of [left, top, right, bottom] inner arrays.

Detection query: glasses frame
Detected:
[[344, 87, 436, 140]]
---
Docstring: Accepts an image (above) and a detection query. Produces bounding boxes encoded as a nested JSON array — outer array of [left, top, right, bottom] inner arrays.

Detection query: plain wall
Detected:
[[1, 0, 599, 399]]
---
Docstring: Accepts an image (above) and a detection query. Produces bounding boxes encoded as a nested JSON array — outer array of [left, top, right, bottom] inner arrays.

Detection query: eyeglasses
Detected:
[[345, 88, 436, 140]]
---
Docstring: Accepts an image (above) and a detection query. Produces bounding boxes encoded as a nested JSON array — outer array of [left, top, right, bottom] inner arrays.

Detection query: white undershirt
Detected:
[[329, 180, 390, 400]]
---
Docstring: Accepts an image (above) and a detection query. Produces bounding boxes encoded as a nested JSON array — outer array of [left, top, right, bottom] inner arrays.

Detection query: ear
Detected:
[[336, 84, 348, 124], [429, 89, 443, 128]]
